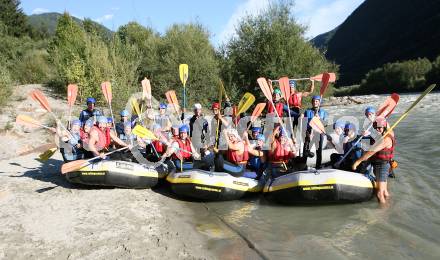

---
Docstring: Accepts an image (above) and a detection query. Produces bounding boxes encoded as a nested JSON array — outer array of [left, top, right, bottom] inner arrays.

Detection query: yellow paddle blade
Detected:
[[132, 125, 158, 140], [237, 92, 256, 115], [179, 64, 189, 87], [38, 148, 57, 162], [130, 98, 141, 116]]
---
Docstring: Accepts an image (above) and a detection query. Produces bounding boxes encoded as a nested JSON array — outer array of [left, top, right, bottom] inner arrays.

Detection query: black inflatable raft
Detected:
[[166, 170, 264, 201], [65, 160, 168, 189], [263, 168, 374, 204]]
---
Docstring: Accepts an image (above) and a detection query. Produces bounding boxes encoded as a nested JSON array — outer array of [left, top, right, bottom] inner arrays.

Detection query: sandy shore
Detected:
[[0, 152, 263, 259]]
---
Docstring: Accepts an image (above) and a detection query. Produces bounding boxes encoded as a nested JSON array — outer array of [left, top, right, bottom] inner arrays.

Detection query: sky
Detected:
[[21, 0, 364, 46]]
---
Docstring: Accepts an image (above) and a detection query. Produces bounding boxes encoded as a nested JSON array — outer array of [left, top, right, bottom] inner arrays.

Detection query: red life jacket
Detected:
[[373, 136, 395, 161], [269, 139, 294, 163], [152, 140, 165, 154], [288, 93, 302, 108], [227, 143, 249, 164], [267, 101, 284, 116], [172, 138, 192, 160], [92, 126, 110, 151], [80, 129, 89, 144], [105, 128, 111, 147]]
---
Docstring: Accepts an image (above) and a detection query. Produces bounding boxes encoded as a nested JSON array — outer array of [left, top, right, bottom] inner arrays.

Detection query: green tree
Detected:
[[155, 23, 220, 106], [0, 0, 30, 37], [359, 58, 432, 94], [220, 0, 335, 100], [426, 55, 440, 86]]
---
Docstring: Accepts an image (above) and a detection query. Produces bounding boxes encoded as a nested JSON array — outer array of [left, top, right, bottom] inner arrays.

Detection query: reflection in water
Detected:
[[200, 93, 440, 259]]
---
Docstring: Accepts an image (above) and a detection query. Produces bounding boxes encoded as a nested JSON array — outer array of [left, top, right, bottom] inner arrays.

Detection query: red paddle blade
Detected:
[[320, 72, 331, 97], [101, 81, 112, 103], [377, 93, 400, 118], [67, 84, 78, 107], [257, 77, 272, 101], [279, 77, 290, 100], [310, 72, 336, 83], [251, 103, 266, 121], [309, 117, 326, 134], [165, 90, 179, 112], [30, 89, 52, 112], [141, 78, 151, 100]]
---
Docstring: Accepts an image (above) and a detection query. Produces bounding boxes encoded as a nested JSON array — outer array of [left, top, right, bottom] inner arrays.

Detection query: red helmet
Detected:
[[373, 116, 387, 128], [211, 102, 220, 109]]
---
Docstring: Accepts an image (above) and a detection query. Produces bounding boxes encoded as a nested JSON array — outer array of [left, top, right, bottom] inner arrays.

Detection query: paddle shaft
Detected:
[[335, 122, 374, 167]]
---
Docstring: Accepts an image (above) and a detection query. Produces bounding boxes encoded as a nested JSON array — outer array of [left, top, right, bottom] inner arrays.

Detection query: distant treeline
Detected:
[[335, 57, 440, 96]]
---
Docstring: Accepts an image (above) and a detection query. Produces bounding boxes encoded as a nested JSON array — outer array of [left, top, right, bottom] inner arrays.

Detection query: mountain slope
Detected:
[[313, 0, 440, 86], [27, 12, 112, 38]]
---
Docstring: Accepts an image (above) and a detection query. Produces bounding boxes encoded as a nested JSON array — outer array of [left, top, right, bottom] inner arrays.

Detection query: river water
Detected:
[[198, 92, 440, 259]]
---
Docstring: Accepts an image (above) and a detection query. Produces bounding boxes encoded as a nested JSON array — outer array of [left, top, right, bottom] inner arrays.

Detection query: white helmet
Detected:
[[194, 103, 202, 110]]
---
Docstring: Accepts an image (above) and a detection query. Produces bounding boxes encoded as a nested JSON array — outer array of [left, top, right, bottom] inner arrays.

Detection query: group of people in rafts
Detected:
[[59, 79, 396, 203]]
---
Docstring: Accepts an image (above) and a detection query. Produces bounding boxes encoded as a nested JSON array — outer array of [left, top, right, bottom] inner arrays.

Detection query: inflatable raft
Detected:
[[263, 168, 374, 204], [65, 160, 168, 189], [166, 170, 265, 201]]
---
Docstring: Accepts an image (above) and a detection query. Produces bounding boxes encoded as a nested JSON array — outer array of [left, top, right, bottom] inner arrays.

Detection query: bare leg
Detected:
[[376, 181, 388, 204]]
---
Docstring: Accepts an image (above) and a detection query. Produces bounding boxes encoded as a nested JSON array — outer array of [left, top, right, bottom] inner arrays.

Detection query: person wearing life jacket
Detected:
[[213, 128, 249, 177], [143, 124, 167, 162], [155, 103, 172, 134], [118, 122, 137, 146], [268, 126, 296, 178], [165, 125, 200, 171], [86, 116, 130, 158], [246, 133, 267, 179], [352, 117, 395, 204], [115, 110, 129, 137], [266, 88, 284, 117], [79, 97, 102, 126], [303, 95, 328, 168], [287, 80, 314, 129], [59, 119, 84, 162], [248, 127, 262, 146]]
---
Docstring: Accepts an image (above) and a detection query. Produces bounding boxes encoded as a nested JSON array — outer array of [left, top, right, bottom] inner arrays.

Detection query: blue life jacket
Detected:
[[62, 132, 83, 161], [79, 109, 102, 125], [304, 108, 328, 130], [343, 135, 363, 162]]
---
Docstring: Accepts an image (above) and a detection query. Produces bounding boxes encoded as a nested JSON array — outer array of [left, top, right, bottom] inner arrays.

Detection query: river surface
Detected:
[[197, 92, 440, 259]]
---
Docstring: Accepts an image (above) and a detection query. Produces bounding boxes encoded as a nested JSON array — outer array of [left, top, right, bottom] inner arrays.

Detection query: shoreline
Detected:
[[0, 152, 262, 259]]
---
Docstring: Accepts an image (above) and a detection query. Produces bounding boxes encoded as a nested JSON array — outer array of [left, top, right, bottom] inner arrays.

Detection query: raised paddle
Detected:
[[179, 64, 189, 120], [29, 90, 71, 134], [67, 84, 78, 129], [165, 90, 181, 116], [16, 114, 53, 130], [272, 73, 336, 83], [279, 76, 294, 139], [335, 93, 400, 168], [101, 81, 115, 126], [257, 77, 283, 126], [141, 77, 152, 105], [130, 98, 142, 121], [237, 92, 256, 115], [245, 103, 266, 131], [320, 72, 331, 99], [61, 146, 129, 174], [381, 84, 436, 141]]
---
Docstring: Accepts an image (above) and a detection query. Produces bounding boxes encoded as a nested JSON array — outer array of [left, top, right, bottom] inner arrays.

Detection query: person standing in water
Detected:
[[352, 117, 395, 204]]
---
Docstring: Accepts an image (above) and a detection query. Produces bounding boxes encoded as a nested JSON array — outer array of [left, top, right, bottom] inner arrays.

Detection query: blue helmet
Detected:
[[159, 103, 167, 109], [107, 117, 113, 123], [344, 123, 356, 131], [120, 110, 129, 116], [86, 97, 96, 104], [97, 116, 107, 124], [257, 134, 266, 142], [289, 80, 297, 88], [365, 106, 376, 115], [333, 120, 345, 130], [71, 119, 81, 126], [279, 128, 288, 137], [179, 125, 189, 133], [312, 95, 321, 101], [251, 127, 261, 133]]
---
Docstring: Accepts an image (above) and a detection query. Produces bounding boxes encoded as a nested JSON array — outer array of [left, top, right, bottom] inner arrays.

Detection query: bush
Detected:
[[358, 58, 432, 94], [14, 49, 53, 84], [0, 63, 13, 107]]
